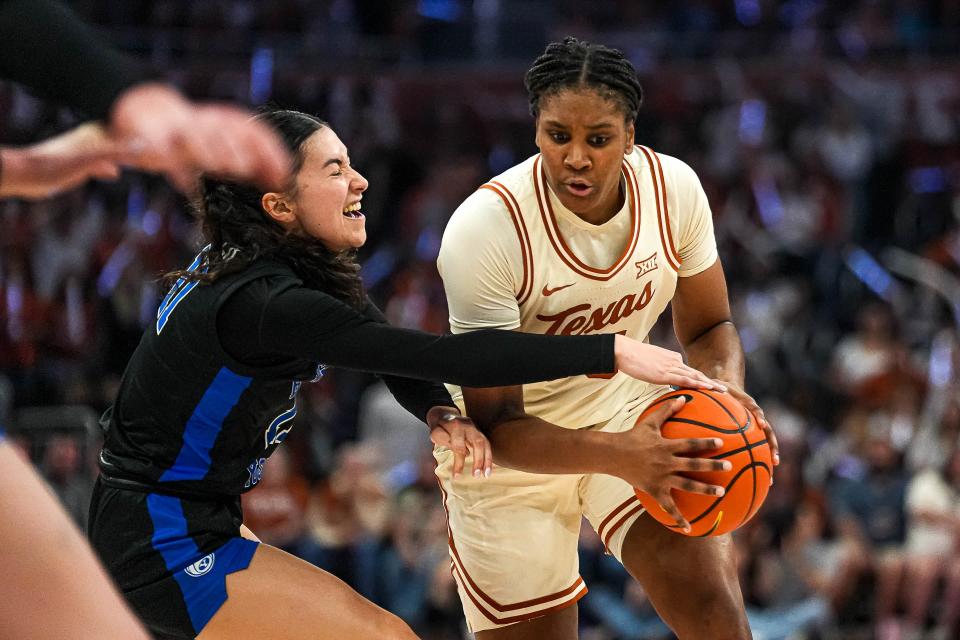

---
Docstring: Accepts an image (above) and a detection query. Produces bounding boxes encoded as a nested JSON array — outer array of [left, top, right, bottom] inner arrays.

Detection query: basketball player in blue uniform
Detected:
[[88, 107, 725, 639]]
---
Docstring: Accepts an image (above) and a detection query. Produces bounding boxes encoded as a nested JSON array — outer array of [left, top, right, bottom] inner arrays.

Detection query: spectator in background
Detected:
[[41, 433, 94, 528], [900, 446, 960, 639], [832, 430, 909, 640], [377, 489, 454, 633], [831, 302, 909, 409], [240, 446, 311, 554], [745, 495, 867, 639], [357, 380, 432, 477], [302, 443, 392, 586]]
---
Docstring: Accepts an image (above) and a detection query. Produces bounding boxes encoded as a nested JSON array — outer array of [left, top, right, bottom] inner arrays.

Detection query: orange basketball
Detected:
[[633, 388, 773, 537]]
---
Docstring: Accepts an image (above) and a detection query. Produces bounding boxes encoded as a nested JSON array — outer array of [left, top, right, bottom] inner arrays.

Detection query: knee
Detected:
[[714, 607, 752, 640], [684, 591, 751, 640], [374, 611, 417, 640]]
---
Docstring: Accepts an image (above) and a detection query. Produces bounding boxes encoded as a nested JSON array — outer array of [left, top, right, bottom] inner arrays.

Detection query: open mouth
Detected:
[[564, 180, 593, 197], [342, 202, 364, 219]]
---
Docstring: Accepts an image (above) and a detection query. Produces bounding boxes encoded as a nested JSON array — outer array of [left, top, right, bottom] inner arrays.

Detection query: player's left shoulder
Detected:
[[632, 146, 700, 187]]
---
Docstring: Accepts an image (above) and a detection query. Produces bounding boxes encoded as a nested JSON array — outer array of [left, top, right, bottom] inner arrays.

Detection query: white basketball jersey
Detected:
[[439, 146, 717, 429]]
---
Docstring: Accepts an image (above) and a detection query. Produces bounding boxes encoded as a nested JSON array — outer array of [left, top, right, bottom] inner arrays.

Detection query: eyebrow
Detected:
[[322, 157, 345, 169], [543, 120, 616, 130]]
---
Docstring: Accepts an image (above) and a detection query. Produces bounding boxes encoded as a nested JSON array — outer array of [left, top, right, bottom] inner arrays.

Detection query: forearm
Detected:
[[683, 320, 745, 386], [487, 417, 620, 474], [380, 374, 454, 423], [0, 147, 35, 197], [0, 123, 116, 198], [260, 289, 616, 387]]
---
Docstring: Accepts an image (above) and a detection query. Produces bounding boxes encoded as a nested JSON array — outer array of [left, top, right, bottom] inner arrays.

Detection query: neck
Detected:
[[575, 179, 625, 226]]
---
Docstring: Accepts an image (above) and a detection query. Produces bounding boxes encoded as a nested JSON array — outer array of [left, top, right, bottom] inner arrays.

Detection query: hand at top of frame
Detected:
[[110, 83, 291, 193]]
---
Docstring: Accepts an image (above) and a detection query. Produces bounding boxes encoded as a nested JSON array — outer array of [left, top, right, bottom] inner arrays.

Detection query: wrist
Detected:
[[691, 361, 739, 384], [577, 429, 624, 475], [425, 405, 460, 427], [612, 335, 628, 371]]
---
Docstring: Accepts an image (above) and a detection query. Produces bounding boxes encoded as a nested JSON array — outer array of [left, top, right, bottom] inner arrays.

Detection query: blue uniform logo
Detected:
[[244, 457, 266, 488], [184, 553, 216, 577]]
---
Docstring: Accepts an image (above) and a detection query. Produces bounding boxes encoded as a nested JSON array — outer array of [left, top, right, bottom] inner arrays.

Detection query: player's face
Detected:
[[534, 88, 635, 225], [289, 127, 369, 251]]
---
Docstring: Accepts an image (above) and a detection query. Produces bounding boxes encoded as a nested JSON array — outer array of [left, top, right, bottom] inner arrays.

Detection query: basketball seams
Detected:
[[663, 417, 745, 435], [666, 460, 771, 528], [636, 388, 770, 535], [739, 412, 760, 525], [697, 390, 761, 527], [708, 439, 768, 459]]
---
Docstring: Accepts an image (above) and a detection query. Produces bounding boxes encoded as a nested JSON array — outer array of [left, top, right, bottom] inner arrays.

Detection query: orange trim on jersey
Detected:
[[652, 150, 681, 268], [479, 182, 534, 305], [636, 146, 681, 271], [452, 565, 587, 626], [436, 478, 586, 624], [596, 495, 644, 551], [532, 155, 641, 282], [603, 503, 645, 552]]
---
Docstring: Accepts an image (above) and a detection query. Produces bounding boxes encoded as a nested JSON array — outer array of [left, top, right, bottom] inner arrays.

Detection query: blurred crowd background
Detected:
[[2, 2, 959, 639]]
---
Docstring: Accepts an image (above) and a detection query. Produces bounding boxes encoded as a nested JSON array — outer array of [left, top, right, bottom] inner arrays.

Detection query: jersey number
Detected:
[[156, 247, 208, 334]]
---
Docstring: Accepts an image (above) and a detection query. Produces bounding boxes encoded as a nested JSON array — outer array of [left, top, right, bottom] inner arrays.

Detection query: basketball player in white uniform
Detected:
[[437, 38, 779, 639]]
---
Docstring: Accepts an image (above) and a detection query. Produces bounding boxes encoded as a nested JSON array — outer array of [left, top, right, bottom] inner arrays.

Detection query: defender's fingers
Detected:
[[429, 427, 450, 448], [465, 430, 489, 478], [466, 430, 492, 478], [449, 424, 467, 479], [670, 374, 721, 391], [694, 373, 727, 392], [669, 476, 726, 497]]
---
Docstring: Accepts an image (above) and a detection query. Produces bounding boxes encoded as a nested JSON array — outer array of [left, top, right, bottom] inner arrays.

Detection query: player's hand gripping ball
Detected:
[[634, 389, 773, 537]]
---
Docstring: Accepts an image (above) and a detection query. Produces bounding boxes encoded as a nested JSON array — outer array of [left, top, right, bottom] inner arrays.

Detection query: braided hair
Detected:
[[524, 37, 643, 124], [166, 108, 365, 309]]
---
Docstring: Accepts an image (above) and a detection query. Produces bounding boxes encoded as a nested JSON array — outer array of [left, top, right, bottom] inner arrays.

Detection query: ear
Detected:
[[533, 115, 543, 150], [261, 192, 296, 225], [624, 122, 636, 154]]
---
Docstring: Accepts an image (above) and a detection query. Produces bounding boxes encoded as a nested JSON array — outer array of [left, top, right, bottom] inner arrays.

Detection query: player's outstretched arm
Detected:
[[0, 443, 149, 639], [0, 123, 120, 199], [0, 0, 291, 194]]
